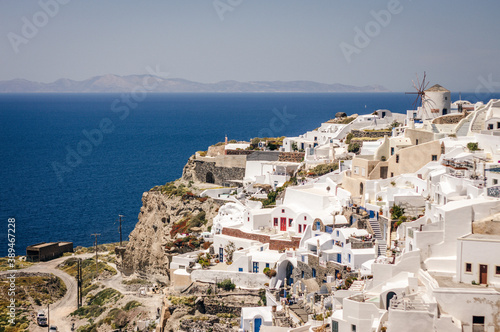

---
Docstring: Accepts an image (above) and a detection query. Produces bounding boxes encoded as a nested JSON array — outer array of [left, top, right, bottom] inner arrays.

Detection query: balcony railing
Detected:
[[442, 159, 473, 170], [390, 297, 429, 311]]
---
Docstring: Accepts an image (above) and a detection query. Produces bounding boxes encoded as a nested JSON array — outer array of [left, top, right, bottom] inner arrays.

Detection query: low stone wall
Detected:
[[191, 160, 245, 185], [432, 112, 467, 125], [279, 152, 305, 163], [207, 145, 225, 157], [190, 269, 270, 289], [225, 149, 255, 156], [351, 130, 391, 138], [203, 294, 261, 315], [221, 227, 301, 250]]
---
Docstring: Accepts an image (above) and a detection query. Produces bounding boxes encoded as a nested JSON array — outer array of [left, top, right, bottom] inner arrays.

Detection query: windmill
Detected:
[[405, 72, 430, 110]]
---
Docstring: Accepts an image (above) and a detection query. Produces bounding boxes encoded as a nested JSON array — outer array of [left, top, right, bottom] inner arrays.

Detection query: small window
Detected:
[[391, 172, 394, 177], [496, 266, 500, 275], [391, 147, 395, 155], [494, 179, 498, 185], [282, 209, 285, 213], [298, 224, 302, 233], [289, 218, 293, 227], [432, 155, 438, 161], [488, 124, 494, 130], [348, 254, 351, 263], [301, 271, 305, 278], [351, 324, 357, 332], [304, 216, 307, 221], [497, 122, 500, 129], [312, 268, 316, 277], [239, 267, 243, 272], [473, 316, 485, 325], [336, 230, 339, 237], [248, 217, 250, 222], [274, 218, 278, 226], [416, 139, 419, 145], [466, 263, 472, 273], [266, 263, 270, 268], [396, 154, 399, 163], [445, 96, 447, 100]]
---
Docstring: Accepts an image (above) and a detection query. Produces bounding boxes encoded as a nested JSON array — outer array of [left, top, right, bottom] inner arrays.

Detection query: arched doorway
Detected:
[[206, 171, 215, 184], [254, 317, 262, 332], [386, 291, 397, 310]]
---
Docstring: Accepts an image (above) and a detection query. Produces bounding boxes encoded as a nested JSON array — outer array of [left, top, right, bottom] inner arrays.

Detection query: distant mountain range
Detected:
[[0, 74, 390, 93]]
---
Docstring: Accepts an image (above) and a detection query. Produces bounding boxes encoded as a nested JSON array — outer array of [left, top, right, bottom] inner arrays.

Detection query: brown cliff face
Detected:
[[120, 190, 220, 283]]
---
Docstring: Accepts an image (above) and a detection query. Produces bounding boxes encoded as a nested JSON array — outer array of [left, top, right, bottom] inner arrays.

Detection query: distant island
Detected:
[[0, 74, 390, 93]]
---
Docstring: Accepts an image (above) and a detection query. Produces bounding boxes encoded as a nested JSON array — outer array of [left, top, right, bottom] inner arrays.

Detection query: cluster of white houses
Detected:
[[169, 87, 500, 332]]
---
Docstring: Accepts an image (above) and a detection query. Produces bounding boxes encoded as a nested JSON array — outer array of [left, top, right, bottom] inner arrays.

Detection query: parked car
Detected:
[[49, 326, 58, 331], [36, 311, 47, 326]]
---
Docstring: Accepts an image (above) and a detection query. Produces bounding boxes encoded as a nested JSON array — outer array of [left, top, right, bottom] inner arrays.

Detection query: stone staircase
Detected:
[[470, 109, 486, 133], [377, 242, 387, 257], [368, 218, 387, 257], [349, 280, 365, 292], [368, 218, 383, 240]]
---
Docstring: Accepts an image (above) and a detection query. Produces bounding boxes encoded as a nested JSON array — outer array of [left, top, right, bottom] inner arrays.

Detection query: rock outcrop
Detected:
[[120, 190, 220, 283]]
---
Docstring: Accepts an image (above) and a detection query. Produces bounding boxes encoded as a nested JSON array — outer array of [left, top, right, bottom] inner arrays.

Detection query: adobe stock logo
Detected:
[[340, 0, 403, 63], [475, 74, 500, 101], [7, 0, 71, 54], [213, 0, 243, 21], [258, 107, 296, 138]]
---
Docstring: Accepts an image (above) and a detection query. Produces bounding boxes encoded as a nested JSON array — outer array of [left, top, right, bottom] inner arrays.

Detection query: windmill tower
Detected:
[[422, 84, 451, 118], [405, 72, 451, 120]]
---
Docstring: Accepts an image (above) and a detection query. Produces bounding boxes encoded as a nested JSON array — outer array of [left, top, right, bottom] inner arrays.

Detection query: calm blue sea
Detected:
[[1, 92, 498, 255]]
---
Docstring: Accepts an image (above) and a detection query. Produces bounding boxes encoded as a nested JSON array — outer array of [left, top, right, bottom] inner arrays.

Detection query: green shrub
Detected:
[[309, 163, 339, 176], [390, 204, 405, 220], [123, 300, 141, 311], [345, 132, 354, 144], [217, 279, 235, 291], [338, 116, 356, 124], [467, 142, 478, 151], [348, 142, 361, 153]]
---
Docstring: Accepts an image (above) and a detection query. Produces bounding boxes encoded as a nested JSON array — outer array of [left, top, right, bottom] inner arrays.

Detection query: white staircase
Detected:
[[368, 218, 383, 240], [349, 280, 365, 292], [377, 242, 387, 257], [369, 218, 387, 257], [470, 109, 486, 133]]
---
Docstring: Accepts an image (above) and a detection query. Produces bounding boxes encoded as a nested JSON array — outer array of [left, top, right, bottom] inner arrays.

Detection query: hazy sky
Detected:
[[1, 0, 500, 91]]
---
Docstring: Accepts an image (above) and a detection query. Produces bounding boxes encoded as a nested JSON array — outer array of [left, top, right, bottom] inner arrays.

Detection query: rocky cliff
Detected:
[[120, 188, 220, 283]]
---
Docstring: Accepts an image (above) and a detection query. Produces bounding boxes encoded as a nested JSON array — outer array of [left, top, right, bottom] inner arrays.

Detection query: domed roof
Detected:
[[425, 84, 450, 92]]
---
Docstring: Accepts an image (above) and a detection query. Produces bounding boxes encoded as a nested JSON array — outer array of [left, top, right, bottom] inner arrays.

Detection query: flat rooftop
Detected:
[[27, 242, 57, 249], [461, 233, 500, 242], [431, 274, 492, 289]]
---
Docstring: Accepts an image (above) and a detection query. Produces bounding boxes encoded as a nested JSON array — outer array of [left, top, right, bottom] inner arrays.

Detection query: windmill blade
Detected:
[[412, 80, 419, 92], [412, 94, 420, 109]]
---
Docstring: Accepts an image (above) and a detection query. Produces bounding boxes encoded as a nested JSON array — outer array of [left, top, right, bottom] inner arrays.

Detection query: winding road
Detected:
[[2, 253, 92, 331], [2, 253, 163, 331]]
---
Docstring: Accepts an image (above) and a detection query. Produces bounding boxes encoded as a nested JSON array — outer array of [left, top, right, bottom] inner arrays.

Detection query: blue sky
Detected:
[[1, 0, 499, 91]]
